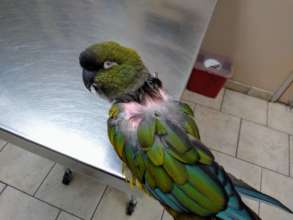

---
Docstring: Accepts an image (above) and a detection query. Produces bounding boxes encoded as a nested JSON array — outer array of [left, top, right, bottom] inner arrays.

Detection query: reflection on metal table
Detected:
[[0, 0, 217, 195]]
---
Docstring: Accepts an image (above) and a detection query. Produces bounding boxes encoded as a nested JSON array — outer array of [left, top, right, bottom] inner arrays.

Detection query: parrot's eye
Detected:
[[103, 61, 118, 69]]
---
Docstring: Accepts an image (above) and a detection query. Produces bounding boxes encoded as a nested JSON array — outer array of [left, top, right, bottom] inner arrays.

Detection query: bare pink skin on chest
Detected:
[[121, 89, 168, 129]]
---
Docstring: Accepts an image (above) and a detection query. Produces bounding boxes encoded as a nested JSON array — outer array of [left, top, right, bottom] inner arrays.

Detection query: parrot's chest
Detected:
[[108, 97, 177, 147], [119, 99, 170, 130]]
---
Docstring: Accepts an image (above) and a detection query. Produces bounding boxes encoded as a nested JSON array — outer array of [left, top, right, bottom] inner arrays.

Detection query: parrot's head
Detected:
[[80, 41, 152, 101]]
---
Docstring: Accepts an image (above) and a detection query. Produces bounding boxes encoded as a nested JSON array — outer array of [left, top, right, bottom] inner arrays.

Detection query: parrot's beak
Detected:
[[82, 69, 96, 91], [79, 50, 98, 91]]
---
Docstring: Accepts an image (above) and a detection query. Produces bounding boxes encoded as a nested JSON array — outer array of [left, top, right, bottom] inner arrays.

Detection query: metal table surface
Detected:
[[0, 0, 217, 189]]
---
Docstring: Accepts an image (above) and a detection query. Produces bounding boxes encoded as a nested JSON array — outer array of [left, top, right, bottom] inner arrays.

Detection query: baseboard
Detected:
[[224, 79, 273, 101]]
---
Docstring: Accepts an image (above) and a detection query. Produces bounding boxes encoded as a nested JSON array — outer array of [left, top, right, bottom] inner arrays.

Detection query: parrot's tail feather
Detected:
[[217, 204, 261, 220], [229, 174, 293, 214]]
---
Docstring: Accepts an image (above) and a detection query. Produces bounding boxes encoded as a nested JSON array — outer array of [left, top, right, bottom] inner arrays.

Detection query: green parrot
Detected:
[[79, 41, 292, 220]]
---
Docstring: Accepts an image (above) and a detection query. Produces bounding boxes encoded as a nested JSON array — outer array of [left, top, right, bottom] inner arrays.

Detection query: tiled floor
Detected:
[[0, 89, 293, 220]]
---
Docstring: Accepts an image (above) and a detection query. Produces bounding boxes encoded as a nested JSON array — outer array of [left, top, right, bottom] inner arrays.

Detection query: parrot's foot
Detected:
[[62, 168, 73, 185], [126, 198, 137, 216]]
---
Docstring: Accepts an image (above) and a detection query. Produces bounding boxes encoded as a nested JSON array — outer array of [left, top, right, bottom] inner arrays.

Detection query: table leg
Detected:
[[126, 195, 137, 216], [62, 168, 73, 185]]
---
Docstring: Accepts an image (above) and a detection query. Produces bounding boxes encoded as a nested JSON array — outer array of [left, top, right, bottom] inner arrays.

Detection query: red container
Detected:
[[187, 52, 232, 98]]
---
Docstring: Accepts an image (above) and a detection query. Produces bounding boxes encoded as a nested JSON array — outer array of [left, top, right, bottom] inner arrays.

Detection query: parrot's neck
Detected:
[[115, 77, 166, 104], [114, 77, 169, 129], [120, 88, 169, 129]]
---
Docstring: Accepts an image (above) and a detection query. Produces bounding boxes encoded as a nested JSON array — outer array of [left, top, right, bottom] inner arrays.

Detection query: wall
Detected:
[[201, 0, 293, 103]]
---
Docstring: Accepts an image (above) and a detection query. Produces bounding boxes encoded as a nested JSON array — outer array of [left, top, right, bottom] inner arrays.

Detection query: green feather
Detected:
[[186, 166, 226, 209], [188, 137, 214, 165], [155, 118, 167, 136], [163, 120, 191, 154], [163, 152, 188, 184], [133, 152, 146, 181], [125, 146, 137, 176], [107, 123, 115, 146], [108, 104, 120, 118], [197, 148, 213, 165], [145, 170, 156, 188], [146, 158, 173, 192], [178, 182, 222, 212], [183, 115, 200, 139], [137, 117, 156, 149], [147, 138, 164, 166], [112, 130, 125, 159], [178, 102, 194, 116], [167, 148, 199, 164], [172, 185, 211, 216]]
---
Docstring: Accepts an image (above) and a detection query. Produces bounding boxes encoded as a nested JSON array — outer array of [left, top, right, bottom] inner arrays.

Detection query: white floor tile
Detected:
[[268, 103, 293, 135], [194, 105, 241, 155], [260, 169, 293, 219], [35, 164, 106, 220], [162, 211, 173, 220], [58, 212, 81, 220], [93, 187, 163, 220], [0, 187, 58, 220], [0, 143, 54, 194], [181, 89, 224, 110], [242, 198, 259, 214], [222, 90, 267, 125], [260, 203, 293, 220], [238, 121, 289, 175], [213, 151, 261, 189]]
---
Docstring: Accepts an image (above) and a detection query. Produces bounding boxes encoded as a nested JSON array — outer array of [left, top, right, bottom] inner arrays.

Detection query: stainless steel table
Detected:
[[0, 0, 217, 193]]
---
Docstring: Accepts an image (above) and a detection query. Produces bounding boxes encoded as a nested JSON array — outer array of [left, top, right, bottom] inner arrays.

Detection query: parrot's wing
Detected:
[[108, 102, 228, 217], [139, 117, 228, 217]]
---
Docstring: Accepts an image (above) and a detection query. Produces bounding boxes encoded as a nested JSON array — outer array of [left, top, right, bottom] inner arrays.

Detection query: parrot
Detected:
[[79, 41, 293, 220]]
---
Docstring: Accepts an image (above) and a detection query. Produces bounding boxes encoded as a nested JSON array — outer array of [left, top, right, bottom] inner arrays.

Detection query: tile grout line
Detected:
[[90, 185, 108, 220], [0, 183, 8, 196], [160, 209, 166, 220], [194, 96, 291, 134], [181, 90, 225, 112], [196, 101, 270, 129], [235, 118, 243, 158], [241, 117, 292, 137], [0, 142, 8, 152], [193, 101, 224, 112], [54, 210, 62, 220], [219, 89, 226, 112], [3, 184, 85, 220], [289, 135, 291, 177], [33, 162, 56, 197], [266, 125, 293, 137], [212, 148, 293, 180], [61, 210, 84, 220], [185, 90, 293, 136]]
